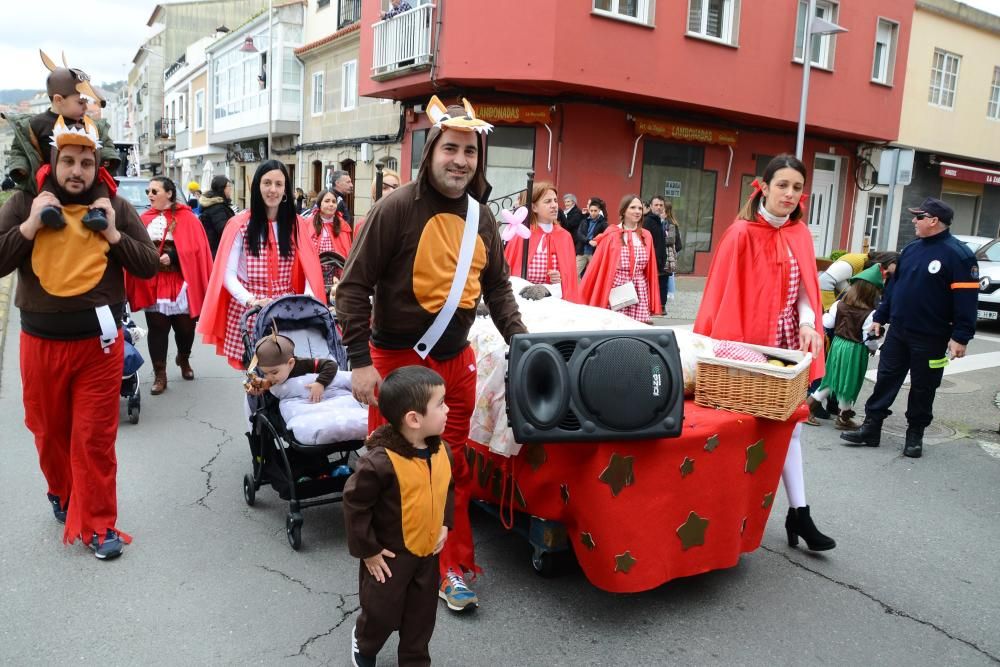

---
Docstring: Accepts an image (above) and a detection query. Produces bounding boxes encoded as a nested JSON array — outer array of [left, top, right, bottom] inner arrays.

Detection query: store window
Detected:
[[409, 129, 427, 182], [640, 141, 717, 274], [484, 126, 535, 202]]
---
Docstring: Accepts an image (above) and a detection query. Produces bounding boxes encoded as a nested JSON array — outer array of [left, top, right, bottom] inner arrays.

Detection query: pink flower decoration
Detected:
[[500, 206, 530, 242]]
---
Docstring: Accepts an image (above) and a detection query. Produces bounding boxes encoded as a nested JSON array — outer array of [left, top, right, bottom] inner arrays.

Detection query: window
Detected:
[[871, 18, 898, 85], [928, 48, 961, 109], [864, 194, 887, 250], [687, 0, 738, 45], [194, 90, 205, 131], [341, 60, 358, 111], [311, 71, 324, 115], [794, 0, 839, 69], [988, 66, 1000, 120], [318, 0, 330, 7], [385, 157, 398, 171], [484, 126, 536, 201], [592, 0, 652, 26]]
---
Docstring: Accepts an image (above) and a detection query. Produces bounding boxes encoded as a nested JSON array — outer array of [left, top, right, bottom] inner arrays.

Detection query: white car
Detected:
[[975, 239, 1000, 322], [955, 234, 995, 254]]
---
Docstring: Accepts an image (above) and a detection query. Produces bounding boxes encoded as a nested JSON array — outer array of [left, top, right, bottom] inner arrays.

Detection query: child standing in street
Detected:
[[806, 265, 885, 429], [343, 366, 454, 667]]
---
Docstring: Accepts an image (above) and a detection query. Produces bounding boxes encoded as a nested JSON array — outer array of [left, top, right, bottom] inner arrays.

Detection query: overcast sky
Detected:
[[1, 0, 998, 91]]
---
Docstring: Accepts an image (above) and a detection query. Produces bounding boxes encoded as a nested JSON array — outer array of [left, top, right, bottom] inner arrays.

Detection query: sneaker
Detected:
[[46, 493, 67, 524], [89, 529, 125, 560], [351, 625, 376, 667], [438, 569, 479, 612], [81, 207, 108, 232], [39, 205, 66, 230]]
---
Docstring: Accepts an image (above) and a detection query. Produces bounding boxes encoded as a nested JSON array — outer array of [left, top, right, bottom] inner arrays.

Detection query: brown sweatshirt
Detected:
[[288, 356, 338, 387], [0, 190, 159, 338]]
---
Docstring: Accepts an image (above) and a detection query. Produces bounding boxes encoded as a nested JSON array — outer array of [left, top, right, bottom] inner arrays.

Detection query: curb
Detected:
[[0, 273, 13, 384]]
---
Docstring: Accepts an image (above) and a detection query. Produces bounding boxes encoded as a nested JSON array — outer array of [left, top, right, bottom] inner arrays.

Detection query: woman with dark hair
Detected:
[[196, 160, 324, 370], [503, 182, 580, 302], [579, 194, 660, 322], [694, 153, 835, 552], [125, 176, 214, 394], [198, 175, 235, 257], [309, 188, 354, 281]]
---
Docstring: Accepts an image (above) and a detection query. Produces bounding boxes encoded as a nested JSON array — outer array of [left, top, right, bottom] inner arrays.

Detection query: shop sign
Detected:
[[664, 180, 682, 197], [939, 164, 1000, 186], [227, 140, 268, 163], [475, 104, 552, 125], [634, 116, 738, 147]]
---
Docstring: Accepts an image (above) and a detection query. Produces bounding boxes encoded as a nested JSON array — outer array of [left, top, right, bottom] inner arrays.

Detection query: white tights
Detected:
[[781, 423, 807, 508], [810, 386, 853, 412]]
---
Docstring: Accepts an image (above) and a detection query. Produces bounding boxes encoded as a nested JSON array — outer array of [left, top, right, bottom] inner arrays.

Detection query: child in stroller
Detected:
[[120, 307, 145, 425], [240, 295, 368, 550]]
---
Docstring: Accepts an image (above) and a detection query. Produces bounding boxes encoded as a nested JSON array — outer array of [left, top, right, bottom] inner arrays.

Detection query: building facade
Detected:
[[359, 0, 914, 274]]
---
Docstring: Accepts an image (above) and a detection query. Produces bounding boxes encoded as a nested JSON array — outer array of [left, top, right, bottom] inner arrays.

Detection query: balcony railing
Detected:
[[372, 4, 435, 79], [339, 0, 361, 28], [154, 117, 175, 141]]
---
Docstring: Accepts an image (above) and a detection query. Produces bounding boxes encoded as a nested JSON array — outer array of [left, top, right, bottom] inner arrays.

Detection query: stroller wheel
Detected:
[[128, 407, 140, 425], [286, 512, 303, 550], [243, 474, 256, 507]]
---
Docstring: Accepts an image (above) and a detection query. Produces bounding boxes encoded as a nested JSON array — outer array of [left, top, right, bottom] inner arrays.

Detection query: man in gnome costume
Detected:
[[0, 115, 159, 560], [337, 95, 527, 613], [3, 51, 120, 229]]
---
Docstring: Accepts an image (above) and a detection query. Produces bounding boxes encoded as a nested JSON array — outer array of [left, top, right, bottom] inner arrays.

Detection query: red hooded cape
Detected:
[[694, 215, 825, 381], [579, 227, 661, 315], [503, 224, 581, 303], [196, 210, 325, 368], [125, 203, 213, 317]]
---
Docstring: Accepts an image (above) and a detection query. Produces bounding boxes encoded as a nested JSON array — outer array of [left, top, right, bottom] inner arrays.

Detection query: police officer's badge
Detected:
[[971, 265, 979, 279], [928, 260, 941, 274]]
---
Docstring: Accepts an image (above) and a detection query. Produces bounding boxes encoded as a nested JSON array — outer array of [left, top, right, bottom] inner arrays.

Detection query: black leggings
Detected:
[[145, 312, 196, 365]]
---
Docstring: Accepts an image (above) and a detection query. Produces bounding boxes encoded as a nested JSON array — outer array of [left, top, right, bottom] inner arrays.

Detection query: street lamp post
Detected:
[[795, 0, 847, 160]]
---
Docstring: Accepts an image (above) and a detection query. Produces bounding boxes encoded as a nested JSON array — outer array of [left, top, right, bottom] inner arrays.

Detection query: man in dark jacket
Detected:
[[643, 196, 669, 307], [562, 193, 586, 253]]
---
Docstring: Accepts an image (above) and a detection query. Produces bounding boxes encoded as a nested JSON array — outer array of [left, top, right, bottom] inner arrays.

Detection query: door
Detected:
[[941, 192, 978, 236], [808, 155, 841, 257]]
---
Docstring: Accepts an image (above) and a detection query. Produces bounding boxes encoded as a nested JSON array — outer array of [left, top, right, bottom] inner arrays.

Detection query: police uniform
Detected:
[[862, 226, 978, 432]]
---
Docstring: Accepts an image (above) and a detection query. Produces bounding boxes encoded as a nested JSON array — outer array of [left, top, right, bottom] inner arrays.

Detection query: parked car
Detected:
[[955, 234, 995, 254], [975, 238, 1000, 322], [116, 177, 150, 215]]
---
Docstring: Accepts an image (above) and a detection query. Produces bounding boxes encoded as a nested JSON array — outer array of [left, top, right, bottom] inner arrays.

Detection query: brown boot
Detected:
[[835, 410, 860, 431], [151, 362, 168, 395], [804, 396, 821, 426], [176, 354, 194, 380]]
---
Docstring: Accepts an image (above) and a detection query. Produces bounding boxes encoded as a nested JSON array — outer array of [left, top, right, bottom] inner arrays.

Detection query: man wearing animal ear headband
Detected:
[[2, 50, 120, 229], [0, 112, 159, 561]]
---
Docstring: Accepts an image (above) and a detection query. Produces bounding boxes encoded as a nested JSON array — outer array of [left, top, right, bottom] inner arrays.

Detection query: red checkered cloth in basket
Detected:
[[713, 341, 769, 364]]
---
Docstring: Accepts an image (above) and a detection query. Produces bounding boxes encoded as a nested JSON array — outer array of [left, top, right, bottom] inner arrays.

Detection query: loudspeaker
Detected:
[[506, 330, 684, 443]]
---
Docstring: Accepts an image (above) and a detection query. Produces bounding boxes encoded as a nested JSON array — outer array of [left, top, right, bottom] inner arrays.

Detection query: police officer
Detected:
[[841, 197, 979, 458]]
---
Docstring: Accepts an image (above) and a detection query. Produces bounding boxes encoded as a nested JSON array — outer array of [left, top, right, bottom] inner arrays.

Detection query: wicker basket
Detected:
[[694, 343, 812, 421]]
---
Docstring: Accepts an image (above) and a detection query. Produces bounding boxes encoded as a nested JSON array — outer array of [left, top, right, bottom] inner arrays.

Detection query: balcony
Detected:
[[154, 117, 175, 142], [372, 3, 434, 80], [339, 0, 361, 29]]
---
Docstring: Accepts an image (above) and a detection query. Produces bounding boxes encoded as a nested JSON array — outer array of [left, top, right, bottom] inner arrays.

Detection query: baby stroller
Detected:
[[240, 295, 364, 550], [120, 308, 145, 425], [318, 251, 346, 307]]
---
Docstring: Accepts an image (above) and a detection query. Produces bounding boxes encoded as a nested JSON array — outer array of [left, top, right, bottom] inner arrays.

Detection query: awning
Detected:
[[633, 116, 738, 146], [939, 161, 1000, 186], [475, 104, 552, 125]]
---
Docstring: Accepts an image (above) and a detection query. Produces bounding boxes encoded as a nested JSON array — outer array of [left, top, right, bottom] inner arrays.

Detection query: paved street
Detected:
[[1, 301, 999, 666]]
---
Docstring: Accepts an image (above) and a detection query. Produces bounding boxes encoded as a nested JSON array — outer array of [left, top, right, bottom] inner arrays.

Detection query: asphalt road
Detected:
[[1, 310, 999, 666]]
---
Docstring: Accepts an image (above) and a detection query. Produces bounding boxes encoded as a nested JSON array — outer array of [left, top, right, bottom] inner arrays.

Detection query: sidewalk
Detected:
[[651, 274, 704, 323], [0, 273, 12, 385]]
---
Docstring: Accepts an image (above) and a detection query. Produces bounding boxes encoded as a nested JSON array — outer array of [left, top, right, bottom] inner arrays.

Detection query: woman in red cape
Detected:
[[694, 153, 835, 552], [503, 182, 581, 303], [125, 176, 213, 394], [579, 194, 660, 322], [197, 161, 324, 370]]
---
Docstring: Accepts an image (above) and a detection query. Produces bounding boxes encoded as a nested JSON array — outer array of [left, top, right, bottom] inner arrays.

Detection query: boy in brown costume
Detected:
[[343, 366, 454, 667]]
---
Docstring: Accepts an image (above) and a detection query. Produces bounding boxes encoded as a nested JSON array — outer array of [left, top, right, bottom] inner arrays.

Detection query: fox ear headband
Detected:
[[425, 95, 493, 134], [40, 50, 106, 108]]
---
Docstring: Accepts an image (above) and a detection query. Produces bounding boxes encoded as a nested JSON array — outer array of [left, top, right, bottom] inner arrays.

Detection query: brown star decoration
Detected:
[[560, 484, 570, 505], [680, 457, 695, 478], [705, 434, 720, 452], [523, 443, 547, 471], [598, 453, 635, 497], [762, 492, 774, 509], [676, 511, 709, 550], [614, 550, 637, 574], [580, 532, 596, 551], [745, 439, 767, 474]]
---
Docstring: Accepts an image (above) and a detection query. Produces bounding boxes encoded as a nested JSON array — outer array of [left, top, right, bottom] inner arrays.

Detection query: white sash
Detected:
[[95, 305, 119, 352], [413, 195, 480, 359]]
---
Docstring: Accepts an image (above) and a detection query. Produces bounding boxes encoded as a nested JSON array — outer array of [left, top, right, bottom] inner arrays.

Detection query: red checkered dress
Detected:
[[614, 231, 650, 323], [222, 222, 296, 365], [312, 221, 336, 254], [525, 233, 559, 285], [775, 254, 801, 349]]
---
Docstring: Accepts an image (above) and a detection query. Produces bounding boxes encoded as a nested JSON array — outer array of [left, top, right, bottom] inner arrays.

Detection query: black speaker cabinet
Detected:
[[506, 330, 684, 443]]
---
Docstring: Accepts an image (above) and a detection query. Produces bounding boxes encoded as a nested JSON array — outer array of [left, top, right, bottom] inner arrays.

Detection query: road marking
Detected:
[[974, 333, 1000, 344], [865, 350, 1000, 384]]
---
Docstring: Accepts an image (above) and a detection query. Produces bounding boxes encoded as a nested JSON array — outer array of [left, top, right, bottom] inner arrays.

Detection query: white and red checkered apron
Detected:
[[311, 221, 336, 255], [525, 232, 559, 285], [222, 221, 295, 365], [613, 231, 650, 323], [775, 253, 801, 349]]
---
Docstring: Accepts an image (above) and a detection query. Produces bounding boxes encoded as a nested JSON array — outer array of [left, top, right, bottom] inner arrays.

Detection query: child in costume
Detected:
[[806, 265, 885, 430], [244, 329, 339, 401], [343, 366, 454, 667], [3, 51, 120, 230]]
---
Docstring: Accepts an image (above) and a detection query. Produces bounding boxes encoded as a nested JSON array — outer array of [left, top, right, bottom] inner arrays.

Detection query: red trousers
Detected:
[[20, 332, 128, 545], [368, 344, 479, 577]]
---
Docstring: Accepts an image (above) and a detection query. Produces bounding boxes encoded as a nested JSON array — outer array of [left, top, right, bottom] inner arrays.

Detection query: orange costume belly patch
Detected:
[[31, 203, 110, 297], [412, 212, 487, 313]]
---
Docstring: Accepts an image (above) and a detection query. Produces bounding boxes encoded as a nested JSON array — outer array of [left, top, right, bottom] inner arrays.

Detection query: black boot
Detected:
[[40, 205, 66, 230], [840, 416, 882, 447], [81, 207, 108, 231], [904, 426, 923, 458], [825, 396, 840, 417], [785, 506, 836, 551]]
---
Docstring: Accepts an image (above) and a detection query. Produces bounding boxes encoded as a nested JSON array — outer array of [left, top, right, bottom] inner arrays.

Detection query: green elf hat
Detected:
[[849, 264, 884, 289]]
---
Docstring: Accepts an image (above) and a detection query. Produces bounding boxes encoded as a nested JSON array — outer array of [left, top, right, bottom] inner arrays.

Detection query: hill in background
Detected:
[[0, 90, 43, 105]]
